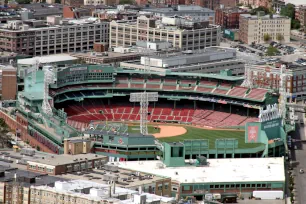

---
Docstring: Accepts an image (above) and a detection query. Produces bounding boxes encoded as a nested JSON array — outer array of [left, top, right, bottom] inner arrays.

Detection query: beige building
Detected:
[[110, 16, 221, 50], [239, 14, 291, 44]]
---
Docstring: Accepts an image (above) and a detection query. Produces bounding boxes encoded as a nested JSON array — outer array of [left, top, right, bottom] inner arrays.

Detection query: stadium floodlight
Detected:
[[130, 92, 158, 135], [279, 64, 289, 124], [236, 51, 260, 89], [42, 66, 56, 118]]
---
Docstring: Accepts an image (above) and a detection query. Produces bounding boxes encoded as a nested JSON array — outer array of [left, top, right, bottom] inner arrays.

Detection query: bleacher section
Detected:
[[63, 99, 258, 129], [245, 88, 268, 101]]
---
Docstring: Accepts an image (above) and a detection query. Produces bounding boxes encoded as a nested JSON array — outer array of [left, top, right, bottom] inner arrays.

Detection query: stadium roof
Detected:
[[17, 55, 78, 65], [116, 157, 285, 184]]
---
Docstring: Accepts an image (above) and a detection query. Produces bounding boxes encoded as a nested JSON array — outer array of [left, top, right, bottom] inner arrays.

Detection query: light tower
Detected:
[[279, 64, 289, 124], [42, 66, 55, 117], [130, 92, 158, 135], [236, 51, 260, 89], [129, 47, 159, 135]]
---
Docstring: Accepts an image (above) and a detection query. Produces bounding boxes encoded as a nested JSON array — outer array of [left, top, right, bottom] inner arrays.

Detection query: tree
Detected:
[[119, 0, 135, 4], [263, 33, 271, 42], [292, 19, 301, 30], [0, 118, 10, 148], [36, 146, 40, 151], [15, 0, 31, 4], [276, 33, 284, 42], [266, 46, 279, 56], [250, 6, 271, 15], [280, 3, 295, 19]]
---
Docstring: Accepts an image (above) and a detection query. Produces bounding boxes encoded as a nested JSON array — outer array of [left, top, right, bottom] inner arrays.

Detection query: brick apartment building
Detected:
[[1, 66, 17, 100], [215, 7, 248, 29], [296, 6, 306, 28], [63, 6, 91, 19]]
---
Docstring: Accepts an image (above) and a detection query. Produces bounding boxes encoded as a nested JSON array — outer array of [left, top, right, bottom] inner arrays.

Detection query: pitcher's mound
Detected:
[[153, 126, 187, 138]]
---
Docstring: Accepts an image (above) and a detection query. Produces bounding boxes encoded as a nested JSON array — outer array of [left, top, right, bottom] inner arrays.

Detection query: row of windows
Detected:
[[209, 183, 272, 189]]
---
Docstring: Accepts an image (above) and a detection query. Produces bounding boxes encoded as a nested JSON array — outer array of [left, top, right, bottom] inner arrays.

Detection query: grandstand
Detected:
[[8, 64, 288, 159]]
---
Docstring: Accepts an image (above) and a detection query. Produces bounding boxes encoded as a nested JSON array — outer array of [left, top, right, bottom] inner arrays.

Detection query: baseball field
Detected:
[[128, 124, 263, 149]]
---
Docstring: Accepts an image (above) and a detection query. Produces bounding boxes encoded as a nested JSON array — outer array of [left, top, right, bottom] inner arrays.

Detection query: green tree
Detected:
[[250, 6, 271, 15], [15, 0, 31, 4], [276, 33, 284, 42], [280, 3, 295, 19], [0, 118, 10, 148], [36, 146, 40, 151], [119, 0, 135, 4], [263, 33, 272, 42], [266, 46, 279, 56], [292, 19, 301, 30]]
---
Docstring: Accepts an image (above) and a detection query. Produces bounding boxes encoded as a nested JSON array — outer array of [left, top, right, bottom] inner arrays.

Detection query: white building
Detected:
[[116, 157, 285, 200], [30, 180, 176, 204], [143, 5, 215, 24]]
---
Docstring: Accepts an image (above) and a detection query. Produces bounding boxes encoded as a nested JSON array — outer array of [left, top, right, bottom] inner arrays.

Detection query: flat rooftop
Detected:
[[0, 167, 67, 187], [240, 14, 290, 20], [17, 54, 78, 65], [116, 157, 285, 184], [27, 153, 107, 166], [71, 51, 139, 59], [33, 180, 175, 203]]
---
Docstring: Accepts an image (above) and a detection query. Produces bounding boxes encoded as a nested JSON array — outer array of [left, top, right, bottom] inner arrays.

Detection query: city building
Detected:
[[238, 0, 285, 13], [92, 9, 138, 21], [116, 144, 285, 200], [63, 6, 91, 19], [61, 0, 84, 7], [26, 153, 107, 175], [71, 51, 141, 65], [196, 0, 237, 10], [84, 0, 119, 6], [0, 51, 18, 65], [1, 66, 17, 100], [0, 17, 109, 56], [245, 64, 306, 102], [30, 180, 175, 204], [215, 7, 248, 29], [239, 14, 291, 44], [17, 54, 78, 80], [109, 16, 221, 50], [0, 166, 66, 204], [20, 3, 64, 20], [143, 5, 215, 24], [120, 47, 245, 75], [296, 6, 306, 28]]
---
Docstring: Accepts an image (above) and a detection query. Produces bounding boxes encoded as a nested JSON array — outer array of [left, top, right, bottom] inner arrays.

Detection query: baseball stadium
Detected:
[[6, 64, 293, 163]]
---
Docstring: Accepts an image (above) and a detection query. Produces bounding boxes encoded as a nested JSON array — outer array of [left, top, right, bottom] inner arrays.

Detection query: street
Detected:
[[290, 111, 306, 204]]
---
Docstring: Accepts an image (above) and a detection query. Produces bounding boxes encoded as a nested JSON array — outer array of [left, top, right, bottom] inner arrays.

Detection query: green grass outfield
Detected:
[[129, 124, 263, 149]]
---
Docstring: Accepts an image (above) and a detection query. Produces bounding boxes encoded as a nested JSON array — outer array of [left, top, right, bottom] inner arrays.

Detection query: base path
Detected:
[[153, 126, 187, 138]]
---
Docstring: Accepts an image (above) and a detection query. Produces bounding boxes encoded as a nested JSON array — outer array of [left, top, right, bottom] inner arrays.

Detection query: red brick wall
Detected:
[[63, 6, 75, 18], [0, 110, 17, 131]]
